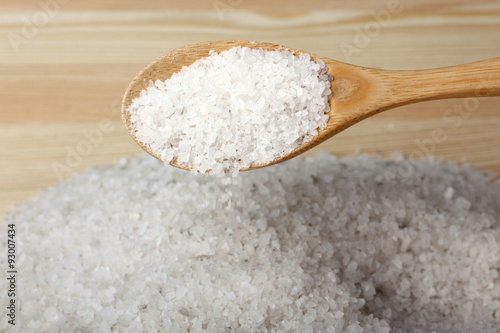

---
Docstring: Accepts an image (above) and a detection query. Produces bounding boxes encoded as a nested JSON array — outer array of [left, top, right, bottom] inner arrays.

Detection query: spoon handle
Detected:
[[380, 57, 500, 107]]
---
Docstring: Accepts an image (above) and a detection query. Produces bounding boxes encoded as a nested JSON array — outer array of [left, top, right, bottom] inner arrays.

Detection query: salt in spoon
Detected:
[[122, 40, 500, 171]]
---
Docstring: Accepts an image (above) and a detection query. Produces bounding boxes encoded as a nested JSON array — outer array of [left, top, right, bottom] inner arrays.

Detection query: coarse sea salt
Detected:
[[1, 153, 499, 332], [128, 46, 333, 176]]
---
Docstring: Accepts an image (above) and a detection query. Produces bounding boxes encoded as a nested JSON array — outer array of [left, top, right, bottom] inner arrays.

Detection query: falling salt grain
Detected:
[[444, 186, 455, 200], [128, 47, 333, 176]]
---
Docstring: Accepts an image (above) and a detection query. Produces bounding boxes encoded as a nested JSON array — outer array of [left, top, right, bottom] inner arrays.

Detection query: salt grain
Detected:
[[1, 153, 499, 332], [128, 47, 333, 176]]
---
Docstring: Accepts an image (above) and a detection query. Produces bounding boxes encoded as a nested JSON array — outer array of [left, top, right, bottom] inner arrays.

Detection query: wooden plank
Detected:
[[1, 0, 499, 217]]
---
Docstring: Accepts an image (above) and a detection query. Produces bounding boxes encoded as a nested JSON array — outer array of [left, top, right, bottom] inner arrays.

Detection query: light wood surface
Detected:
[[1, 0, 500, 217]]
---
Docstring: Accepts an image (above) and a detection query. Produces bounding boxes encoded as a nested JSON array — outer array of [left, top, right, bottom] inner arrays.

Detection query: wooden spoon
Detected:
[[122, 40, 500, 171]]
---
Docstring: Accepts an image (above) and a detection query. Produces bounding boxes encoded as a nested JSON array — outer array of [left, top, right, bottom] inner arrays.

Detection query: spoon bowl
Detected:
[[122, 40, 500, 171]]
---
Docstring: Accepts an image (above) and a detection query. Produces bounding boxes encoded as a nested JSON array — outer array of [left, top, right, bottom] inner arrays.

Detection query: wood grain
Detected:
[[1, 0, 500, 217]]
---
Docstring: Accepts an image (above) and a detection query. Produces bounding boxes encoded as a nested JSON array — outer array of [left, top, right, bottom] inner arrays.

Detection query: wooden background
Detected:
[[1, 0, 499, 217]]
